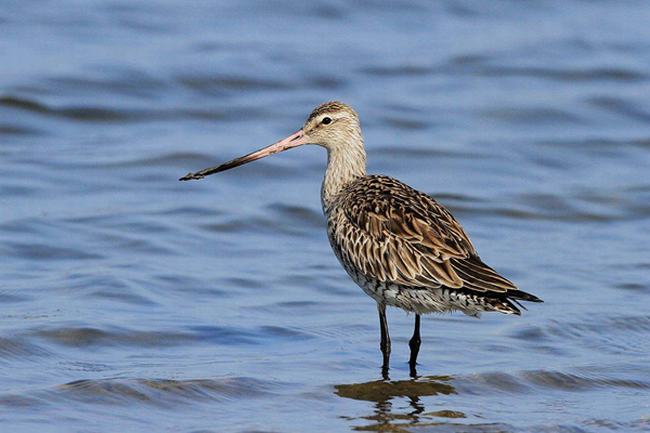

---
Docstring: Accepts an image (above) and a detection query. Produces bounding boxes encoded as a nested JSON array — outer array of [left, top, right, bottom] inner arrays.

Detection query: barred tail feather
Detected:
[[507, 289, 543, 303]]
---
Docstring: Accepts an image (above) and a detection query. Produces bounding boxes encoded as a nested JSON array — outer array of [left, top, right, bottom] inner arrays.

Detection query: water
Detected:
[[2, 1, 650, 432]]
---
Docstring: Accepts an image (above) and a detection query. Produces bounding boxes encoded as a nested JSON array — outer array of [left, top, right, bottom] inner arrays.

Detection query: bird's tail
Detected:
[[493, 290, 543, 315]]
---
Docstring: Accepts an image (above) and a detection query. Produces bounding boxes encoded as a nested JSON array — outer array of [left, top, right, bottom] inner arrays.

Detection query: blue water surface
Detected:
[[2, 1, 650, 432]]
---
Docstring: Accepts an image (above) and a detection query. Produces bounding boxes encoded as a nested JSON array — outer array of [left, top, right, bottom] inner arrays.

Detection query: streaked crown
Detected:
[[306, 101, 359, 123]]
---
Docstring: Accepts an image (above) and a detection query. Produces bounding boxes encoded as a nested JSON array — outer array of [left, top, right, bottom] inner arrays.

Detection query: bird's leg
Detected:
[[378, 304, 391, 375], [408, 314, 421, 376]]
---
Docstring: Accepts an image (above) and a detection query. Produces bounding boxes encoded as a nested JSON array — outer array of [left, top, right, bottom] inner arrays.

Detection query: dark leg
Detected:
[[378, 304, 391, 376], [408, 314, 421, 375]]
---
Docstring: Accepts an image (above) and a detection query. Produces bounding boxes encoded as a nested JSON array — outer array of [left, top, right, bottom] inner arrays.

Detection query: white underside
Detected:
[[343, 262, 495, 317]]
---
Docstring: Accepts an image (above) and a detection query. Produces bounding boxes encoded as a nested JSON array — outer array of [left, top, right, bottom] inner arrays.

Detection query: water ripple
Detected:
[[33, 327, 195, 348], [474, 65, 648, 82], [0, 95, 148, 122], [0, 376, 283, 408]]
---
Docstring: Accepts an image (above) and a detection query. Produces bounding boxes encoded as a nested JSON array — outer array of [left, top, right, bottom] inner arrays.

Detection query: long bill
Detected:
[[179, 129, 307, 181]]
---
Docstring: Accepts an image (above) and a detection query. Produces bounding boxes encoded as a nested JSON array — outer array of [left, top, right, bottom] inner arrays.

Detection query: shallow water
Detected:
[[2, 1, 650, 432]]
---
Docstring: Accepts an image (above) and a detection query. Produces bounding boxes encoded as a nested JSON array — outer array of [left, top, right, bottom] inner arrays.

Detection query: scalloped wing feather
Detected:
[[332, 175, 519, 295]]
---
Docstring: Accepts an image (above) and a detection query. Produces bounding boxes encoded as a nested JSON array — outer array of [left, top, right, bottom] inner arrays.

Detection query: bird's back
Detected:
[[325, 175, 542, 316]]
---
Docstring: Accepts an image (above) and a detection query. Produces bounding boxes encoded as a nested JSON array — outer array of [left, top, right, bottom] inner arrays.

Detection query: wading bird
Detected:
[[180, 101, 542, 375]]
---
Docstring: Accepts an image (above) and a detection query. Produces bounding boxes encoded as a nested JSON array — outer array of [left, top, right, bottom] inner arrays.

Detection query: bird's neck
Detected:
[[321, 145, 367, 213]]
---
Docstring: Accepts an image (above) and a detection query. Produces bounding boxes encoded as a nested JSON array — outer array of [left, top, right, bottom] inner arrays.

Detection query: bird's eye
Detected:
[[322, 117, 332, 125]]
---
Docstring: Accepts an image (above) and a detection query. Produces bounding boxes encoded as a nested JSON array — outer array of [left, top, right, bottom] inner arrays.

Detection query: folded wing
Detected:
[[331, 175, 527, 298]]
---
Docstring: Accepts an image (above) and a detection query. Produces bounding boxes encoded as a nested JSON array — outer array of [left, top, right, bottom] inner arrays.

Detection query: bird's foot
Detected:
[[409, 361, 419, 378]]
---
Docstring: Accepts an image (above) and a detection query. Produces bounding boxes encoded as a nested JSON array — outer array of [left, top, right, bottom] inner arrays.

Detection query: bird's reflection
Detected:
[[335, 368, 464, 431]]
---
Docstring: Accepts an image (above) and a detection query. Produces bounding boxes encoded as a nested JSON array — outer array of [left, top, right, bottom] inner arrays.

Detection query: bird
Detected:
[[180, 101, 542, 376]]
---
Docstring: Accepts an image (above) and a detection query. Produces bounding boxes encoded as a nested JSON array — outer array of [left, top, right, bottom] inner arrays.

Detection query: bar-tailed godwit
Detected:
[[180, 101, 542, 375]]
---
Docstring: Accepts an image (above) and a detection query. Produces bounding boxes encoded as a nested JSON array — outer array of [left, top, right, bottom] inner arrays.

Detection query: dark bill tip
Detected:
[[179, 172, 205, 181]]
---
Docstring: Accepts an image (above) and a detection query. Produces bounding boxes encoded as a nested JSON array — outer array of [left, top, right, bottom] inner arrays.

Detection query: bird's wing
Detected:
[[332, 175, 518, 293]]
